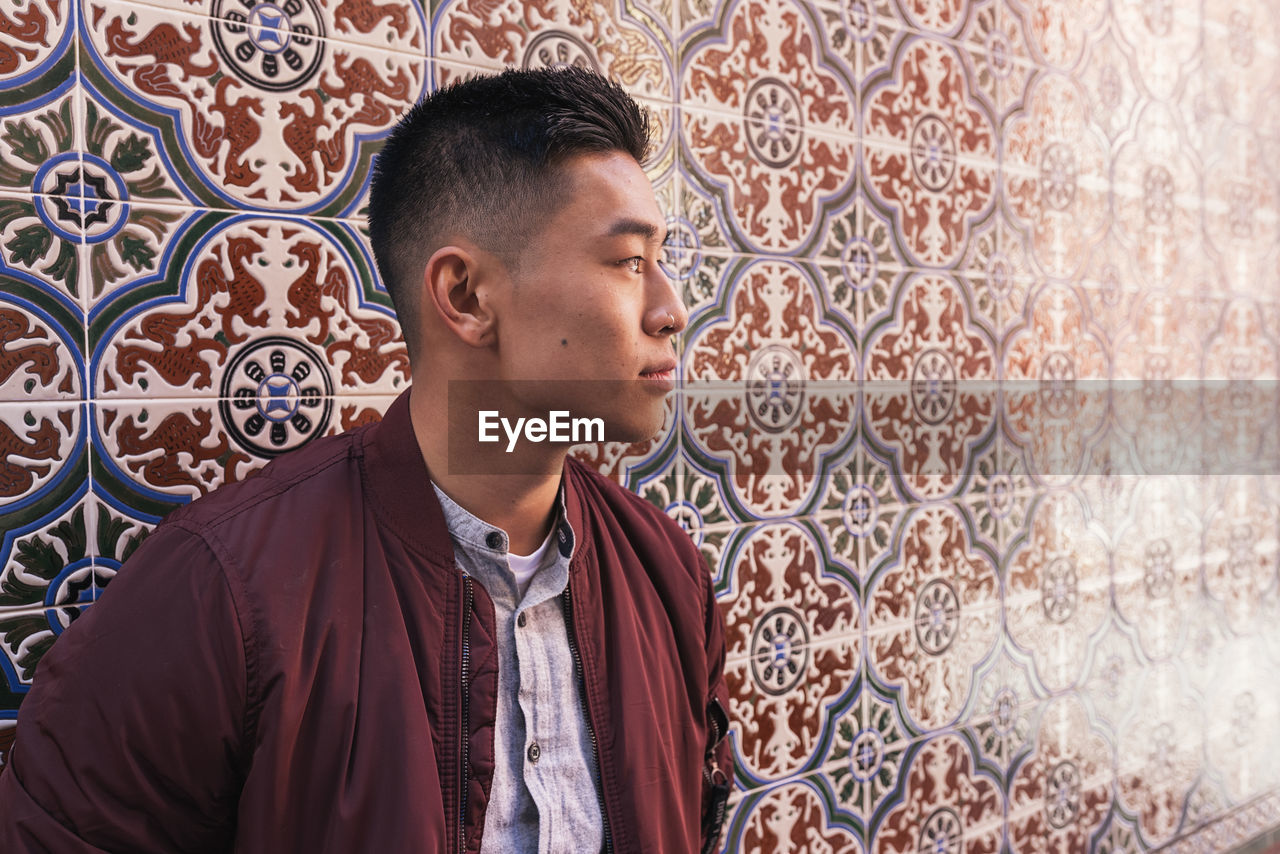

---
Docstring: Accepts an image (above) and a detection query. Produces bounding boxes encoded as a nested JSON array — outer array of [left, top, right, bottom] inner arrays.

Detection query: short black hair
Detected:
[[367, 67, 652, 364]]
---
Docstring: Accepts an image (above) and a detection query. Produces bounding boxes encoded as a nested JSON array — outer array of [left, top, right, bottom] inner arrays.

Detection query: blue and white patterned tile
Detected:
[[81, 0, 426, 215]]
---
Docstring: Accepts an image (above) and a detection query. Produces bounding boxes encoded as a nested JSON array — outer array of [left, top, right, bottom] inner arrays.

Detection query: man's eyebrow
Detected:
[[605, 218, 667, 243]]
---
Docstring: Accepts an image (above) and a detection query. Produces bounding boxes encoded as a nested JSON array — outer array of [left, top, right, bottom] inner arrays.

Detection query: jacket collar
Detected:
[[363, 387, 592, 569]]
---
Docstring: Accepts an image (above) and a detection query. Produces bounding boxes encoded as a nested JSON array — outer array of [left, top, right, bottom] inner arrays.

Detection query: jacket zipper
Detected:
[[562, 582, 615, 854], [458, 575, 473, 854]]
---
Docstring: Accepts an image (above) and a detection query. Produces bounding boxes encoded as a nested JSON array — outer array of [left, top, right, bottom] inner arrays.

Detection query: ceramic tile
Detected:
[[1111, 100, 1202, 292], [861, 136, 996, 271], [821, 679, 917, 825], [1004, 489, 1110, 694], [567, 390, 678, 488], [1077, 23, 1144, 148], [1019, 0, 1107, 72], [812, 192, 908, 333], [1001, 280, 1110, 486], [81, 0, 426, 215], [1203, 1, 1280, 129], [811, 442, 911, 584], [679, 0, 856, 139], [964, 643, 1043, 783], [861, 34, 997, 166], [864, 503, 1001, 732], [90, 212, 410, 400], [1, 147, 87, 307], [1114, 661, 1204, 848], [955, 199, 1035, 343], [1204, 124, 1280, 298], [862, 271, 998, 502], [1006, 694, 1114, 854], [724, 628, 860, 784], [955, 0, 1036, 124], [1111, 0, 1199, 101], [716, 520, 859, 782], [432, 0, 674, 104], [679, 107, 858, 258], [0, 0, 74, 94], [681, 256, 858, 517], [867, 731, 1004, 854], [1000, 71, 1111, 283], [726, 774, 864, 853]]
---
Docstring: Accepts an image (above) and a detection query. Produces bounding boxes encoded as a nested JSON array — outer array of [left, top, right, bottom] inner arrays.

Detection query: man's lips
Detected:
[[640, 363, 677, 387], [640, 362, 677, 380]]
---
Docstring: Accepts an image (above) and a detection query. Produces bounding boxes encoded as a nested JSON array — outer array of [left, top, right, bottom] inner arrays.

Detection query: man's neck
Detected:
[[409, 383, 567, 554]]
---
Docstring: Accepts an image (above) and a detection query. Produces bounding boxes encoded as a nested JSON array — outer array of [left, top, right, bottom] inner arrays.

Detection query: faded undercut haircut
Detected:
[[367, 67, 652, 365]]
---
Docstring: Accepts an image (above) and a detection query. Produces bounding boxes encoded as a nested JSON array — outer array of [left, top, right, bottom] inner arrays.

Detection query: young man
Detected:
[[0, 68, 732, 853]]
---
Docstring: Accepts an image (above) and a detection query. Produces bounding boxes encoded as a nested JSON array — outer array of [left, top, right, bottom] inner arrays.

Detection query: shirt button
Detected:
[[485, 531, 503, 549], [527, 742, 541, 764], [517, 612, 527, 628]]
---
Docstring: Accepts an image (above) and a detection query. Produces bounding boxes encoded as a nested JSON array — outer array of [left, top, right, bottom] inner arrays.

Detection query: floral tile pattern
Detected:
[[3, 0, 1280, 850]]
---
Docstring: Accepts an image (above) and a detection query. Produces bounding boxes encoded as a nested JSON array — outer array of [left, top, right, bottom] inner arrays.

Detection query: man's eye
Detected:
[[621, 257, 643, 274]]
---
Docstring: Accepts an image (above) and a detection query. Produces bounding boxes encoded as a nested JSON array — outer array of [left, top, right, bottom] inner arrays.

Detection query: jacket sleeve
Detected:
[[0, 522, 249, 853], [699, 553, 733, 854]]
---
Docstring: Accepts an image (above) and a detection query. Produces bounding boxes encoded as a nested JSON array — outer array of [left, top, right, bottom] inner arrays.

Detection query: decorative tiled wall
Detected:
[[2, 0, 1279, 850]]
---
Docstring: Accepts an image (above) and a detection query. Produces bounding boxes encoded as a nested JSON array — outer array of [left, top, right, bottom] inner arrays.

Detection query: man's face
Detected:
[[491, 151, 687, 444]]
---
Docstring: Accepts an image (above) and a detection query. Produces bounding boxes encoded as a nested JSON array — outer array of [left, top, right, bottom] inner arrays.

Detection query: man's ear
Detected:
[[422, 244, 498, 348]]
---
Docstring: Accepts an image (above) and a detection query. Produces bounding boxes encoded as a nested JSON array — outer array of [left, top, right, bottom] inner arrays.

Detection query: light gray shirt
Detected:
[[432, 483, 605, 854]]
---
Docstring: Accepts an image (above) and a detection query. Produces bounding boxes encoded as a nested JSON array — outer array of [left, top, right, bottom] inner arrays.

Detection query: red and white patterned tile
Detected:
[[821, 683, 915, 826], [727, 775, 864, 854], [680, 0, 856, 138], [1007, 694, 1113, 854], [1204, 1, 1280, 130], [1003, 281, 1109, 486], [0, 0, 73, 89], [1113, 477, 1200, 662], [864, 271, 997, 502], [1203, 635, 1280, 806], [1112, 101, 1201, 292], [1115, 661, 1203, 848], [434, 0, 673, 101], [1204, 124, 1279, 299], [1079, 614, 1145, 741], [863, 37, 997, 269], [965, 644, 1041, 780], [812, 444, 910, 585], [680, 108, 858, 258], [813, 194, 906, 333], [1077, 22, 1143, 149], [1112, 0, 1199, 101], [956, 201, 1035, 343], [1202, 299, 1280, 478], [719, 519, 860, 783], [865, 503, 1000, 732], [956, 0, 1036, 124], [1005, 490, 1109, 694], [1202, 476, 1280, 637], [1001, 71, 1110, 283], [1018, 0, 1107, 72], [682, 256, 857, 518], [869, 732, 1003, 854]]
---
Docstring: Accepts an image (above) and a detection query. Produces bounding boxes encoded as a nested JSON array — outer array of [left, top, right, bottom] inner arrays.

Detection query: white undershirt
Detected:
[[507, 527, 555, 599]]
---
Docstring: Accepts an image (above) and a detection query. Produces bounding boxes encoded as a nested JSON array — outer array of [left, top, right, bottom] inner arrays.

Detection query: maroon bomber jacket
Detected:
[[0, 388, 733, 853]]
